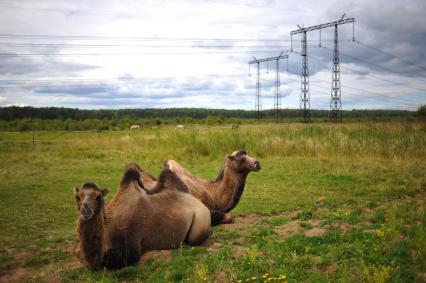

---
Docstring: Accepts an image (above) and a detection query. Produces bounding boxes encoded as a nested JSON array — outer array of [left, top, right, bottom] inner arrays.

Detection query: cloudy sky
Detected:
[[0, 0, 425, 110]]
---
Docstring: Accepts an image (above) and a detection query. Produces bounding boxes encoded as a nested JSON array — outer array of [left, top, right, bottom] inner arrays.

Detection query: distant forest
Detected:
[[0, 106, 417, 120], [0, 106, 422, 132]]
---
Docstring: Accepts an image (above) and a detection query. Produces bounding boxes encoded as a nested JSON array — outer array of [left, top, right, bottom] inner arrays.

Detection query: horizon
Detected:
[[0, 104, 416, 112]]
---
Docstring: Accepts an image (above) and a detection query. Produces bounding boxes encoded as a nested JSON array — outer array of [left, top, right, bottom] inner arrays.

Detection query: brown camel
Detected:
[[139, 150, 261, 225], [74, 164, 211, 270]]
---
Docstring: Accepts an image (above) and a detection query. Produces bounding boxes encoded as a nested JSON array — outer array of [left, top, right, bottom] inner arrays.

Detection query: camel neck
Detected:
[[214, 164, 248, 212], [77, 208, 107, 270]]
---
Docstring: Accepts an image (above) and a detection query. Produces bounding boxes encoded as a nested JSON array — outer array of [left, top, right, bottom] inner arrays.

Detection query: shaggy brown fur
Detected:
[[139, 150, 261, 225], [74, 164, 211, 270]]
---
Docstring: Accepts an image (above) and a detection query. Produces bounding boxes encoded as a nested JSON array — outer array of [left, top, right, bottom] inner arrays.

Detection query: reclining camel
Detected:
[[74, 164, 211, 270], [139, 150, 261, 225]]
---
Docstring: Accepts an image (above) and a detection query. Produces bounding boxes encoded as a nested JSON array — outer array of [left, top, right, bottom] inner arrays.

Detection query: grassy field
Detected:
[[0, 122, 425, 282]]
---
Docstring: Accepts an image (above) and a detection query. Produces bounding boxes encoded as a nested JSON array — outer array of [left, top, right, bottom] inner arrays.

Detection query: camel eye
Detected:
[[96, 195, 101, 201]]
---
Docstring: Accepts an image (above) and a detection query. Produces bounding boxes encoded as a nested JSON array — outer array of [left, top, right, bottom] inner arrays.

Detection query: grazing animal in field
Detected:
[[130, 125, 140, 130], [139, 150, 261, 225], [231, 124, 240, 129], [74, 164, 211, 270], [176, 125, 184, 129]]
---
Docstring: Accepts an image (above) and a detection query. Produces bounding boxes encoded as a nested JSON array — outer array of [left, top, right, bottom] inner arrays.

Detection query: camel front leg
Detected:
[[210, 210, 234, 225], [221, 213, 233, 224]]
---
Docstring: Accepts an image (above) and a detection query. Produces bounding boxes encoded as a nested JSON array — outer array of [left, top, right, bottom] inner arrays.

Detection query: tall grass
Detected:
[[0, 121, 424, 282]]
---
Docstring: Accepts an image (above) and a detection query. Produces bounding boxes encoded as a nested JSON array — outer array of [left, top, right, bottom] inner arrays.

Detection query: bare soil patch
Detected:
[[215, 271, 229, 283], [139, 250, 172, 264], [207, 242, 225, 252], [139, 250, 172, 265], [230, 246, 249, 259], [0, 267, 33, 283], [304, 227, 327, 237], [273, 220, 301, 238], [221, 213, 264, 231]]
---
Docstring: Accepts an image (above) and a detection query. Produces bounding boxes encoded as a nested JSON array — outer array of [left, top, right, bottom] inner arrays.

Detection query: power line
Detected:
[[0, 33, 339, 42], [321, 45, 426, 85], [297, 49, 426, 93], [285, 75, 418, 106], [0, 50, 289, 56], [0, 43, 294, 48], [355, 40, 426, 72], [0, 33, 290, 42]]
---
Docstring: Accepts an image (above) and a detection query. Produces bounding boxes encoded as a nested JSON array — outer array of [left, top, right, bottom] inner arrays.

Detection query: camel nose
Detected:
[[80, 207, 89, 215], [80, 205, 93, 215], [254, 161, 261, 171]]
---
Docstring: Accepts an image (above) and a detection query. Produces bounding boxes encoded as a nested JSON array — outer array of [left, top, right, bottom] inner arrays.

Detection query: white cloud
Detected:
[[0, 0, 424, 110]]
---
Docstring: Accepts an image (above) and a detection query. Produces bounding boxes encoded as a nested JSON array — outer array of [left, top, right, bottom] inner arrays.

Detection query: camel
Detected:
[[74, 164, 211, 270], [139, 150, 261, 225]]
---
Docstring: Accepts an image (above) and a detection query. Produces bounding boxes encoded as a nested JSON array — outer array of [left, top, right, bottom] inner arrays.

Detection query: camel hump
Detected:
[[163, 159, 179, 171], [121, 163, 143, 188], [156, 168, 189, 193]]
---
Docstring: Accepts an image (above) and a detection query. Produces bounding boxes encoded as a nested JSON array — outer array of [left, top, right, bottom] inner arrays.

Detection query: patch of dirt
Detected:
[[221, 213, 263, 231], [230, 246, 249, 259], [329, 221, 372, 233], [307, 219, 321, 227], [273, 220, 301, 238], [139, 250, 172, 264], [56, 241, 79, 258], [0, 267, 33, 283], [315, 197, 326, 208], [207, 242, 224, 252], [325, 263, 337, 273], [221, 209, 304, 232], [304, 228, 327, 237], [285, 209, 303, 219], [215, 271, 228, 283]]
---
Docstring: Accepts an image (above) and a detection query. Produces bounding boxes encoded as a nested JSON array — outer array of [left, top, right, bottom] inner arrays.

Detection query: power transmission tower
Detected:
[[290, 15, 355, 122], [249, 53, 288, 120], [249, 60, 261, 119], [330, 24, 342, 121], [300, 31, 310, 121]]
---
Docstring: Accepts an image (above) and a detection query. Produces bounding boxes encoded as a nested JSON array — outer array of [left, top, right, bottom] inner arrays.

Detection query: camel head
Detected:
[[74, 183, 109, 221], [227, 150, 261, 173]]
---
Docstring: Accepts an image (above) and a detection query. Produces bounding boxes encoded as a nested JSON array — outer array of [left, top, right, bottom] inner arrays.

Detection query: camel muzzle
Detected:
[[80, 206, 94, 220]]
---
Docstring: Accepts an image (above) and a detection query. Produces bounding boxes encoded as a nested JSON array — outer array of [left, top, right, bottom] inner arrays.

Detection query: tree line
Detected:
[[0, 106, 422, 132], [0, 106, 416, 121]]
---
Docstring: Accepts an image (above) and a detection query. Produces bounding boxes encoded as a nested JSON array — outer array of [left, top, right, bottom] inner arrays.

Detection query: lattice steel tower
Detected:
[[330, 24, 342, 121], [274, 59, 281, 120], [300, 31, 310, 121], [255, 62, 261, 119], [291, 15, 355, 122], [249, 54, 288, 120]]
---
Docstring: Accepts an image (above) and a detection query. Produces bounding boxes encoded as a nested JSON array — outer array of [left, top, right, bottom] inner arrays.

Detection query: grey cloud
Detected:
[[0, 50, 98, 76]]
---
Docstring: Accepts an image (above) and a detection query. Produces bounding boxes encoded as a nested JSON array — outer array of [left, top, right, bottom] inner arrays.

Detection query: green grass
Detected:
[[0, 122, 425, 282]]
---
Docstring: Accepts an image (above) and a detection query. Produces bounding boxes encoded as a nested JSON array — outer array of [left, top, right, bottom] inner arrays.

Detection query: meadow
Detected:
[[0, 121, 425, 282]]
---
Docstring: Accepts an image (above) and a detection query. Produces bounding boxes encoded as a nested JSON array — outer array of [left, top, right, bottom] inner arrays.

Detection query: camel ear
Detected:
[[101, 188, 110, 196], [73, 187, 79, 195], [227, 155, 235, 161]]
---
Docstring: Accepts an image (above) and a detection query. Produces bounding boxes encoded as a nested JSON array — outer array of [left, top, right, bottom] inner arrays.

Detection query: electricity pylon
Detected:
[[249, 53, 288, 120], [290, 15, 355, 122]]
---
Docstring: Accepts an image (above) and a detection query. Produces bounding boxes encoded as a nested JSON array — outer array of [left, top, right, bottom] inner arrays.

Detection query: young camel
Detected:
[[74, 164, 211, 270], [140, 150, 261, 225]]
